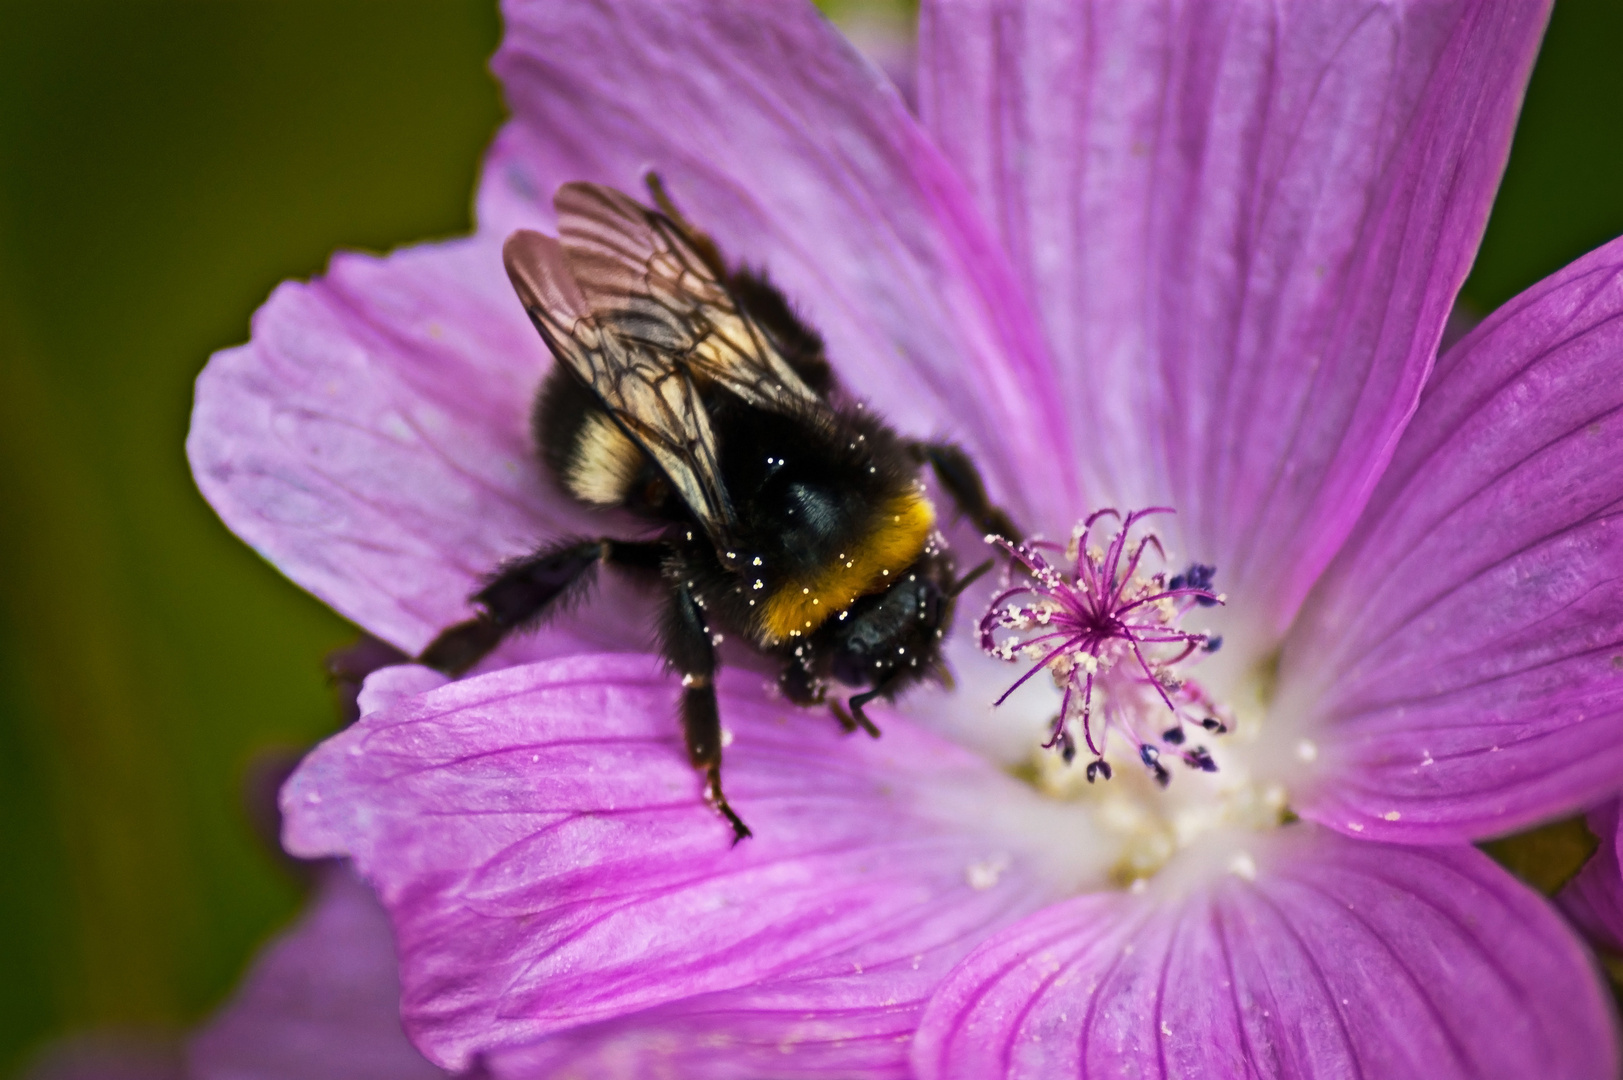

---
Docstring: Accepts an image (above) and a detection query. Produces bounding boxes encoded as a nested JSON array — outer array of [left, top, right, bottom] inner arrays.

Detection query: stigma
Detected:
[[980, 508, 1231, 788]]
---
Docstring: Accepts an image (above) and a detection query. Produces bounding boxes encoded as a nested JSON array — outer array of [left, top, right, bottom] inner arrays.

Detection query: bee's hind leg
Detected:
[[419, 537, 664, 675], [664, 581, 751, 844]]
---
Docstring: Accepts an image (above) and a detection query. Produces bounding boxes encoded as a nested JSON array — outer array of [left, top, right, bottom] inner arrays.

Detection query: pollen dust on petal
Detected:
[[965, 854, 1010, 890]]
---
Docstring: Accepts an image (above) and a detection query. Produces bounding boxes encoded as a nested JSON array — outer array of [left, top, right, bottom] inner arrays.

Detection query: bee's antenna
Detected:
[[949, 558, 995, 597], [644, 170, 727, 279], [643, 170, 678, 217]]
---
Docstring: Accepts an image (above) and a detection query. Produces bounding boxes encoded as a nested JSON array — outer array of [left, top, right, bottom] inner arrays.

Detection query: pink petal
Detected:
[[913, 825, 1617, 1080], [483, 959, 967, 1080], [1287, 237, 1623, 840], [920, 0, 1549, 636], [281, 653, 1080, 1072], [482, 0, 1073, 525], [188, 865, 446, 1080], [188, 233, 644, 659], [356, 664, 451, 718], [1559, 802, 1623, 955]]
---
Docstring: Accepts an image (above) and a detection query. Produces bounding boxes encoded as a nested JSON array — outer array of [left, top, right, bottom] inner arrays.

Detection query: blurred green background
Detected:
[[0, 0, 1619, 1074]]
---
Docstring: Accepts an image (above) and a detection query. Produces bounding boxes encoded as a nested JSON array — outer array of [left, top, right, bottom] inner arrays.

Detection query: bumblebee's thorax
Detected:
[[708, 401, 935, 647], [750, 487, 934, 644]]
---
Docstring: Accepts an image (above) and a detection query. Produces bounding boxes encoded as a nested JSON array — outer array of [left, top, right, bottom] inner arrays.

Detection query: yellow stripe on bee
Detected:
[[565, 411, 643, 506], [757, 491, 935, 644]]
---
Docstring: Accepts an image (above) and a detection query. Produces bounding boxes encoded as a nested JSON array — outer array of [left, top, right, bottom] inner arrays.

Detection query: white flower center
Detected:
[[979, 509, 1288, 882]]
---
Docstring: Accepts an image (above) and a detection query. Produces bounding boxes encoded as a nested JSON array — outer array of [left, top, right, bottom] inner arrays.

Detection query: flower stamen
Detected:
[[980, 508, 1230, 785]]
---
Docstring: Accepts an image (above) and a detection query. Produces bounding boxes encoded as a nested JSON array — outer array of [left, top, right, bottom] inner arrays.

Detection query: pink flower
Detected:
[[1561, 802, 1623, 957], [188, 863, 447, 1080], [190, 1, 1623, 1076]]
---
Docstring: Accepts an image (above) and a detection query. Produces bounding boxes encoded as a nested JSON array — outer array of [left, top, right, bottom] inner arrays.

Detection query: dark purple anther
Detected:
[[1185, 746, 1218, 772], [1173, 563, 1219, 606]]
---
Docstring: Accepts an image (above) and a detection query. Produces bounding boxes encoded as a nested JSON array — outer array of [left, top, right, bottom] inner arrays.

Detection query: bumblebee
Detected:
[[421, 179, 1019, 841]]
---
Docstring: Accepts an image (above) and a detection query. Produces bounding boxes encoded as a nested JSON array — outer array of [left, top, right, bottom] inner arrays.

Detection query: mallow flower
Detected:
[[189, 0, 1623, 1076], [1561, 800, 1623, 962], [185, 864, 448, 1080]]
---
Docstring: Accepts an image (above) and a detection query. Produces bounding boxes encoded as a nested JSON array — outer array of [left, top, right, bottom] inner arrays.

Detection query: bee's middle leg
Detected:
[[663, 581, 751, 844], [419, 537, 664, 675]]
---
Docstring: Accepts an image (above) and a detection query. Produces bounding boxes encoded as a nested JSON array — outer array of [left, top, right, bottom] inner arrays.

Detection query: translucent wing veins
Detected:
[[555, 182, 822, 412], [503, 182, 831, 549], [503, 229, 736, 539]]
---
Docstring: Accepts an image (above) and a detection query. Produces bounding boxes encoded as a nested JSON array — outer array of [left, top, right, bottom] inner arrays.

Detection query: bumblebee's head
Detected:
[[827, 551, 955, 695]]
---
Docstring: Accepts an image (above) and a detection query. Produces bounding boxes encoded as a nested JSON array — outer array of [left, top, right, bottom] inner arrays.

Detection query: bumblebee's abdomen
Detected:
[[562, 411, 643, 506], [535, 365, 667, 511], [756, 489, 935, 643]]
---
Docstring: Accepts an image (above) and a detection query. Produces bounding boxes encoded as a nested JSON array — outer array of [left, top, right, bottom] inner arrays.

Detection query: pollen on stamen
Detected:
[[979, 508, 1231, 787]]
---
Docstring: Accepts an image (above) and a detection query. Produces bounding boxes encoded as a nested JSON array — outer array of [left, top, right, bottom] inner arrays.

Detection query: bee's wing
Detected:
[[503, 229, 736, 538], [553, 182, 822, 413]]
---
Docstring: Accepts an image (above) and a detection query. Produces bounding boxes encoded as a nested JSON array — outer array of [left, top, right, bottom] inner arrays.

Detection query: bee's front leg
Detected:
[[832, 689, 884, 739], [778, 663, 824, 707], [781, 664, 881, 738], [912, 441, 1023, 544], [663, 581, 751, 844], [828, 696, 882, 739]]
